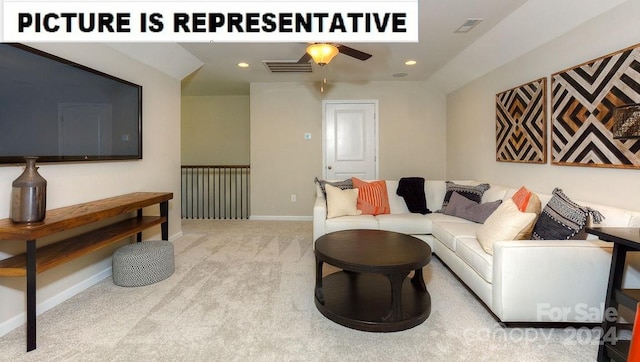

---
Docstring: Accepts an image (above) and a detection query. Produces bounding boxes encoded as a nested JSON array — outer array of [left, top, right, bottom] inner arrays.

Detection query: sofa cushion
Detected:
[[433, 221, 480, 252], [425, 180, 447, 214], [443, 192, 502, 223], [325, 184, 361, 219], [325, 215, 379, 234], [532, 188, 604, 241], [376, 213, 433, 234], [439, 181, 490, 212], [385, 180, 411, 214], [352, 178, 391, 215], [482, 183, 510, 203], [456, 237, 494, 283], [476, 199, 537, 255], [428, 212, 475, 224], [576, 201, 632, 228]]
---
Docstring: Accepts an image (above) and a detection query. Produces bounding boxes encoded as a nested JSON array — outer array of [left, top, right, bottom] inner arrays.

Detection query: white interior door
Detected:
[[323, 100, 378, 180]]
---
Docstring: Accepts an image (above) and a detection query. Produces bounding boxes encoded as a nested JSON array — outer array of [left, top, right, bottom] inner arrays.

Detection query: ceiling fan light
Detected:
[[306, 43, 339, 66]]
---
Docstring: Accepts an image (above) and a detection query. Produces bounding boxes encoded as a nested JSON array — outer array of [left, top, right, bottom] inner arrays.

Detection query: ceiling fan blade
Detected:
[[337, 45, 372, 61], [297, 53, 312, 64]]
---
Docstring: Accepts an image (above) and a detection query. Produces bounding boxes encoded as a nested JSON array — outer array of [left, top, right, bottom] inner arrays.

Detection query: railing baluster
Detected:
[[190, 167, 194, 219], [206, 167, 210, 219], [180, 165, 250, 220]]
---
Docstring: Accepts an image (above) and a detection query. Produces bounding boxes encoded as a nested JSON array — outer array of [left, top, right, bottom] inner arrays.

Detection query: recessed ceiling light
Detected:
[[237, 62, 250, 68], [405, 60, 417, 66], [392, 72, 408, 78]]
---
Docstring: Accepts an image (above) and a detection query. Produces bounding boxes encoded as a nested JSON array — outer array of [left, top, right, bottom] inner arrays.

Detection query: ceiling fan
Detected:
[[298, 43, 372, 66]]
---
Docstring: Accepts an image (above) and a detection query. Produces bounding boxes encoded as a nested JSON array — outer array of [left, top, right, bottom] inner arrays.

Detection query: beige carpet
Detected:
[[1, 220, 598, 361]]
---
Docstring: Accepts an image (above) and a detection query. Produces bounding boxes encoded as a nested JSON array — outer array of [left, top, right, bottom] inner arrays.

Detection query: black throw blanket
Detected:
[[397, 177, 431, 214]]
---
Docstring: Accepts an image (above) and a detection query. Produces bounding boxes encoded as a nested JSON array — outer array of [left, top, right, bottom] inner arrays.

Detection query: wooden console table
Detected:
[[0, 191, 173, 352], [586, 227, 640, 362]]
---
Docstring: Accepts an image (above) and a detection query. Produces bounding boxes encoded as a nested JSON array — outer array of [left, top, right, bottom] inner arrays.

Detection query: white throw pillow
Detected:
[[326, 184, 361, 219], [476, 198, 537, 255]]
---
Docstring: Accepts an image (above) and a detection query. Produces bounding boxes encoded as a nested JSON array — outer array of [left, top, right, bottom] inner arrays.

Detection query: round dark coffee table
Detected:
[[314, 229, 431, 332]]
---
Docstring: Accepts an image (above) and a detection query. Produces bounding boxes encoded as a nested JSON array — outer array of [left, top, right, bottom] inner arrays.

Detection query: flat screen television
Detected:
[[0, 43, 142, 164]]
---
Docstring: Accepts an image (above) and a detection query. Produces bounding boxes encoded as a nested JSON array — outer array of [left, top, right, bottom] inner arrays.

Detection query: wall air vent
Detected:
[[263, 60, 313, 73], [454, 18, 483, 33]]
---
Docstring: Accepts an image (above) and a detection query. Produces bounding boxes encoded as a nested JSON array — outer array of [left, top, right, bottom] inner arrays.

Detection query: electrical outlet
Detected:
[[290, 194, 297, 202]]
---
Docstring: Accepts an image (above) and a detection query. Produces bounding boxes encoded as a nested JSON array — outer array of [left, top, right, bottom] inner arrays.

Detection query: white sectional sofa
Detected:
[[313, 180, 640, 324]]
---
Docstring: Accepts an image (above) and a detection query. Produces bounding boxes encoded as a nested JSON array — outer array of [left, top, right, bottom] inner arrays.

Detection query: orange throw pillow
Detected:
[[511, 186, 532, 212], [511, 186, 541, 215], [352, 178, 390, 215]]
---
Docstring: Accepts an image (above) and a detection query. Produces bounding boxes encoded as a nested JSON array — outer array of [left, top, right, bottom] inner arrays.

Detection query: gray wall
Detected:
[[445, 0, 640, 210], [249, 80, 447, 218], [181, 95, 250, 165]]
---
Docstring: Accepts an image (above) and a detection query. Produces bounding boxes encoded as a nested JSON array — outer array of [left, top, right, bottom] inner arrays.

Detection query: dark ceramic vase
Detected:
[[11, 157, 47, 223]]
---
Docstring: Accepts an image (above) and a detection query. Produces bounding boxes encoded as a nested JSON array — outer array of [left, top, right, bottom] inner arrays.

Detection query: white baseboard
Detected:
[[0, 266, 112, 338], [170, 231, 183, 241], [0, 230, 183, 338], [249, 215, 312, 221]]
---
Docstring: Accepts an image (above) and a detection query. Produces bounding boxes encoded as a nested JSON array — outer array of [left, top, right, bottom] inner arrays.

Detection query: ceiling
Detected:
[[179, 0, 529, 96]]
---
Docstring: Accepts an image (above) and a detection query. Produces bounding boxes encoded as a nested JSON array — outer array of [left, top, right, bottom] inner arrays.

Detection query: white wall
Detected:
[[250, 80, 446, 218], [181, 95, 250, 165], [445, 0, 640, 210], [0, 43, 182, 337]]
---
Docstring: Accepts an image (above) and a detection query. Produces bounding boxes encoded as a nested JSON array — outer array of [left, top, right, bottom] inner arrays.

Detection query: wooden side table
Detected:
[[0, 192, 173, 352], [586, 227, 640, 362]]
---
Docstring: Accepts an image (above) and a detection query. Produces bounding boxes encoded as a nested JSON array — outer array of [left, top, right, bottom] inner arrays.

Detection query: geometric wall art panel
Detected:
[[496, 77, 547, 163], [551, 43, 640, 169]]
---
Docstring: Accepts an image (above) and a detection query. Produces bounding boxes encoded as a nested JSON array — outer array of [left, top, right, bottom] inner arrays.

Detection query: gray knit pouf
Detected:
[[112, 240, 175, 287]]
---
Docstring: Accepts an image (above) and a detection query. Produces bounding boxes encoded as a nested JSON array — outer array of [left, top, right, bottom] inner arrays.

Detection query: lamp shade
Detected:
[[306, 43, 339, 66], [612, 104, 640, 139]]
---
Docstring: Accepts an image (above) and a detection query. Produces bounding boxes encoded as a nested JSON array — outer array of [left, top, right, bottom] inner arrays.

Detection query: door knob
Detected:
[[328, 166, 332, 170]]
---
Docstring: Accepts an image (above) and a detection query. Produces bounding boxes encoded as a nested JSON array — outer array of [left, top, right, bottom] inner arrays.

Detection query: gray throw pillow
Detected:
[[443, 192, 502, 223], [442, 192, 502, 224], [438, 181, 490, 212]]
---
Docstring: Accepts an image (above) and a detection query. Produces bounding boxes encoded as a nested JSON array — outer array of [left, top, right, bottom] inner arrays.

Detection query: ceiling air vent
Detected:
[[263, 60, 313, 73], [454, 18, 483, 33]]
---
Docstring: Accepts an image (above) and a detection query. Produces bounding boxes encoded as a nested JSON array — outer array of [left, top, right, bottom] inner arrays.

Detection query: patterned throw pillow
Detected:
[[532, 188, 604, 240], [314, 177, 353, 199], [438, 181, 490, 212], [352, 178, 390, 215]]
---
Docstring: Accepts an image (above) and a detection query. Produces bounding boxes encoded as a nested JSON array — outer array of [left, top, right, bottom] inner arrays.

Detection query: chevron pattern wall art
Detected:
[[496, 77, 547, 163], [551, 44, 640, 169]]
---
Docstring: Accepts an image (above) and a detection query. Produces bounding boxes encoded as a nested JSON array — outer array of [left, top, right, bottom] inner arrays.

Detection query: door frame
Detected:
[[322, 99, 379, 180]]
